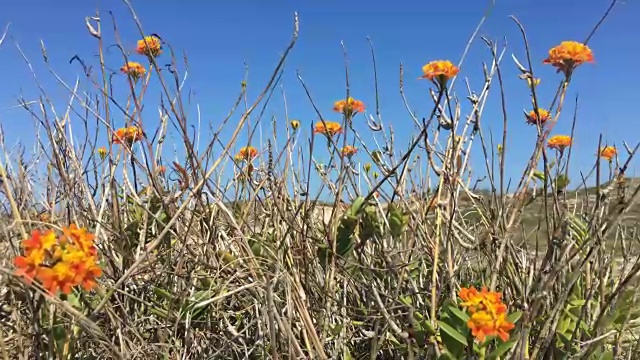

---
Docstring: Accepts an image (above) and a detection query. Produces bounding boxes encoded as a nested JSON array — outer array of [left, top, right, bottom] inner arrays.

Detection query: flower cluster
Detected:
[[235, 146, 259, 162], [420, 60, 459, 87], [14, 225, 101, 295], [120, 61, 147, 81], [600, 146, 617, 161], [136, 35, 163, 58], [314, 121, 343, 137], [333, 97, 365, 117], [341, 145, 358, 158], [525, 108, 551, 126], [458, 286, 515, 342], [543, 41, 594, 76], [112, 126, 144, 145], [547, 135, 573, 152]]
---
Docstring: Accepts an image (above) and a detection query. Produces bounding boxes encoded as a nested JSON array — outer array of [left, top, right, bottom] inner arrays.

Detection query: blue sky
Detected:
[[0, 0, 638, 198]]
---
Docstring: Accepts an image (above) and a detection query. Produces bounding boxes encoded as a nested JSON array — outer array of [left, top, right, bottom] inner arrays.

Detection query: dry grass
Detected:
[[2, 1, 640, 359]]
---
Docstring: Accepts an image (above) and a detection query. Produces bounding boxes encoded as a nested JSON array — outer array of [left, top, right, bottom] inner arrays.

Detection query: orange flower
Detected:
[[341, 146, 358, 158], [525, 108, 551, 126], [543, 41, 594, 76], [547, 135, 573, 151], [14, 252, 44, 283], [493, 312, 516, 341], [600, 146, 617, 161], [458, 286, 514, 342], [112, 126, 144, 145], [467, 310, 496, 342], [235, 146, 259, 162], [136, 35, 162, 58], [467, 310, 515, 342], [458, 286, 485, 313], [120, 61, 146, 81], [37, 261, 75, 295], [333, 97, 365, 117], [61, 224, 97, 256], [14, 226, 101, 295], [420, 60, 459, 85], [21, 229, 57, 254], [59, 246, 102, 291], [157, 165, 166, 174], [313, 121, 343, 137], [459, 287, 505, 314]]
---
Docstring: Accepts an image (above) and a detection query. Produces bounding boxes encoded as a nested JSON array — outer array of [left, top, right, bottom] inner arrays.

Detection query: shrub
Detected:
[[1, 1, 639, 359]]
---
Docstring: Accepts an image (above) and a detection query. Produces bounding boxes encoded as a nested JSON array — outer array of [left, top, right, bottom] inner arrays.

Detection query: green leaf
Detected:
[[388, 204, 409, 237], [439, 321, 468, 345], [66, 293, 81, 308], [507, 311, 523, 324], [153, 287, 174, 301], [343, 347, 354, 360], [438, 352, 459, 360], [486, 336, 518, 359], [371, 150, 384, 164], [418, 319, 436, 336], [248, 237, 265, 258], [439, 323, 466, 357], [533, 170, 546, 182], [348, 196, 366, 216], [414, 330, 429, 347], [330, 323, 344, 337], [336, 214, 358, 257], [594, 350, 614, 360], [554, 174, 570, 190], [568, 299, 586, 308], [556, 331, 572, 347], [447, 306, 470, 323], [317, 244, 331, 270]]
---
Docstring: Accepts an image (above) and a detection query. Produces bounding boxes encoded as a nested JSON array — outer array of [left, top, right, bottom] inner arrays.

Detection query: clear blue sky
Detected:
[[0, 0, 638, 196]]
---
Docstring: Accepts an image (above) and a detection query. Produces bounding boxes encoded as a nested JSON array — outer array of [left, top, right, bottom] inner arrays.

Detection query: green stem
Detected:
[[478, 344, 487, 360]]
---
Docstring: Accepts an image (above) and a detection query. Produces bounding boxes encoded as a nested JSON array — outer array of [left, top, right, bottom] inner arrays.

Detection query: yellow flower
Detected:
[[543, 41, 594, 76], [599, 146, 617, 161], [97, 146, 107, 160], [333, 97, 365, 117], [363, 163, 372, 173], [527, 77, 540, 87], [420, 60, 459, 86], [136, 35, 162, 58], [120, 61, 146, 81], [525, 108, 551, 126], [547, 135, 573, 151], [290, 120, 300, 131]]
